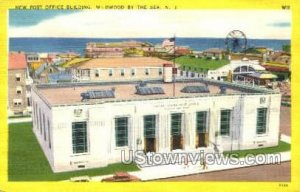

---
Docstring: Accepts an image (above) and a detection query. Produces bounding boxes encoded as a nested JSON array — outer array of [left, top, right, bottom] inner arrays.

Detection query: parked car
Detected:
[[101, 172, 140, 182], [70, 176, 91, 182]]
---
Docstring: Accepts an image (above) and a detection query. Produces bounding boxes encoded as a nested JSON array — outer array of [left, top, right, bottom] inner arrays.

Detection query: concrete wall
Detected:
[[73, 67, 164, 82], [31, 89, 54, 171], [32, 90, 281, 172]]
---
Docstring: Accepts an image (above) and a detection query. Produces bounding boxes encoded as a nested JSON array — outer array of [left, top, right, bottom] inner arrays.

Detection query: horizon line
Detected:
[[9, 36, 291, 41]]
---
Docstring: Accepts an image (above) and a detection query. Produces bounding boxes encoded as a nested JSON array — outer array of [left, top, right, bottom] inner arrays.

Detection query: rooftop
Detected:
[[203, 48, 225, 54], [34, 79, 275, 107], [88, 41, 153, 48], [73, 57, 173, 69], [9, 52, 27, 70]]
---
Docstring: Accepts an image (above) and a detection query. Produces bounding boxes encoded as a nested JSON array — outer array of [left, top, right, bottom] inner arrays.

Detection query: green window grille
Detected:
[[109, 69, 113, 76], [43, 114, 46, 141], [144, 115, 156, 138], [47, 119, 51, 149], [72, 121, 88, 154], [131, 69, 135, 76], [39, 109, 42, 135], [35, 104, 38, 130], [115, 117, 128, 147], [171, 113, 182, 136], [220, 110, 231, 136], [121, 69, 125, 76], [158, 68, 163, 75], [196, 111, 207, 133], [256, 108, 267, 134]]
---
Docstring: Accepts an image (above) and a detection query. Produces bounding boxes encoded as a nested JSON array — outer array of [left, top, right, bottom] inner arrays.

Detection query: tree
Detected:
[[282, 44, 291, 53]]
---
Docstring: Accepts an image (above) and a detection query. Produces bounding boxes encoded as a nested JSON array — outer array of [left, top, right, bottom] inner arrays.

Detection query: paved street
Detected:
[[159, 106, 291, 181], [160, 162, 290, 181]]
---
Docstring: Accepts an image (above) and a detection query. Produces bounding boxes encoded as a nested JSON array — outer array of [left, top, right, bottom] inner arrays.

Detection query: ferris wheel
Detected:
[[225, 30, 247, 53]]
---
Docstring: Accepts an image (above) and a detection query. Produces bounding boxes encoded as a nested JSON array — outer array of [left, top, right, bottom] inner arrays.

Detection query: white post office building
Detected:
[[31, 73, 281, 172]]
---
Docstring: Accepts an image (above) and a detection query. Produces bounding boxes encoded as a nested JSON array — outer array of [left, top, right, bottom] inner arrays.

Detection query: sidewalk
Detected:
[[8, 117, 32, 124], [91, 134, 291, 181]]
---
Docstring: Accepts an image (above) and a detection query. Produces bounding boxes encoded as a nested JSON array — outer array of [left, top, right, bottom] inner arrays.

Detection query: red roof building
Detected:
[[9, 52, 27, 70]]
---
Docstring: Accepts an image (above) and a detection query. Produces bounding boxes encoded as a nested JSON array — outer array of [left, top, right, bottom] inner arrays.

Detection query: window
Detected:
[[144, 115, 156, 138], [35, 104, 38, 130], [220, 110, 231, 136], [27, 97, 31, 106], [109, 69, 113, 76], [171, 113, 182, 136], [13, 99, 22, 106], [72, 122, 88, 154], [16, 86, 22, 94], [158, 68, 163, 76], [95, 70, 100, 77], [43, 114, 46, 141], [256, 108, 267, 134], [145, 68, 149, 75], [115, 117, 128, 147], [131, 68, 135, 76], [120, 68, 125, 76], [196, 111, 207, 133], [48, 119, 51, 149], [39, 109, 42, 135], [16, 74, 21, 81]]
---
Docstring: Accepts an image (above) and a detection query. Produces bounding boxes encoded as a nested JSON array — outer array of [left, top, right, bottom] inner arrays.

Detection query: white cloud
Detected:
[[9, 10, 291, 39]]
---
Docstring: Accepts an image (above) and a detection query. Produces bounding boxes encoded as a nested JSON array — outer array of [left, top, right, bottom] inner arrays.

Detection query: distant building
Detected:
[[35, 64, 64, 83], [268, 51, 291, 65], [236, 72, 277, 86], [177, 58, 266, 81], [175, 46, 193, 56], [48, 72, 72, 83], [69, 57, 175, 82], [8, 52, 32, 116], [57, 52, 80, 62], [161, 38, 175, 53], [206, 59, 266, 80], [263, 51, 291, 73], [26, 53, 40, 63], [85, 41, 154, 58], [203, 48, 226, 60], [230, 53, 264, 64]]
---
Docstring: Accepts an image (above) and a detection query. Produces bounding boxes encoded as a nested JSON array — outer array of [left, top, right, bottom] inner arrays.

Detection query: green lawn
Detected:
[[175, 56, 230, 72], [223, 141, 290, 158], [9, 122, 139, 181]]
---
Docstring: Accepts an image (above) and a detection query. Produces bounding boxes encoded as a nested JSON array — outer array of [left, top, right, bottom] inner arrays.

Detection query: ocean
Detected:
[[9, 37, 290, 56]]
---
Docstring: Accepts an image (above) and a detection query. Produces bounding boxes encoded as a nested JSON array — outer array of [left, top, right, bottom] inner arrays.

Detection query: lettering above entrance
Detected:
[[74, 109, 83, 117]]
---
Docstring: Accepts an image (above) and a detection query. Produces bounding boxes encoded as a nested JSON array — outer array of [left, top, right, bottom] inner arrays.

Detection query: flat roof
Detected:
[[9, 52, 27, 70], [34, 79, 275, 106], [73, 57, 173, 69]]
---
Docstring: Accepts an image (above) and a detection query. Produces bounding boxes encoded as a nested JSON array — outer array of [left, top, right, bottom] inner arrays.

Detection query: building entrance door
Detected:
[[144, 138, 156, 153], [196, 133, 208, 148], [171, 135, 183, 150]]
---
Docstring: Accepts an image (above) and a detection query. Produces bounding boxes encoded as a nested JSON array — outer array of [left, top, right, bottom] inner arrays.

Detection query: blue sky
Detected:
[[9, 10, 291, 39], [9, 10, 79, 27]]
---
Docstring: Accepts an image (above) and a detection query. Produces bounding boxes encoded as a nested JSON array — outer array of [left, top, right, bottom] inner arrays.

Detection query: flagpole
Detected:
[[173, 35, 176, 97]]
